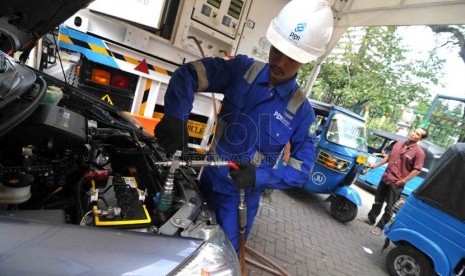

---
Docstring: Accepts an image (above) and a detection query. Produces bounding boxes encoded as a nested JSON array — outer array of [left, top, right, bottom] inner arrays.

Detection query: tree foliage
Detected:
[[298, 26, 445, 123], [423, 25, 465, 146], [429, 25, 465, 63]]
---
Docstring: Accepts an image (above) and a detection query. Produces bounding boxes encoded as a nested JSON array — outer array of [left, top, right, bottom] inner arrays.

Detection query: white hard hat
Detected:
[[266, 0, 334, 64]]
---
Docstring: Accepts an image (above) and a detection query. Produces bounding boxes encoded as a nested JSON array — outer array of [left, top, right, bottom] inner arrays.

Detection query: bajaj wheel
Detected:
[[330, 196, 357, 222], [386, 245, 433, 276]]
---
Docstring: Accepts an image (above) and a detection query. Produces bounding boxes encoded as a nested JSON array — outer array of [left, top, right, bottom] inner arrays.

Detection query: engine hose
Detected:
[[187, 36, 205, 58]]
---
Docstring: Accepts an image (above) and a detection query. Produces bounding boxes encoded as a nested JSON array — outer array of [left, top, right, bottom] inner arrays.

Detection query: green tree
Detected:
[[298, 26, 445, 124], [429, 25, 465, 63]]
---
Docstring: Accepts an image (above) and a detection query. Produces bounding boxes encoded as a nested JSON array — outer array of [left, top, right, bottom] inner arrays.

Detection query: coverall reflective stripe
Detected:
[[163, 55, 316, 250]]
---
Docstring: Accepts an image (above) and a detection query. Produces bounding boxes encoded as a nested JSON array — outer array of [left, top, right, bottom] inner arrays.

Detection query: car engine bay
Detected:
[[0, 52, 213, 237]]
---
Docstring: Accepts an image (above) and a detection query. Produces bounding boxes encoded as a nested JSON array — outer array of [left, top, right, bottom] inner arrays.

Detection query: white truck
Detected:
[[56, 0, 288, 153]]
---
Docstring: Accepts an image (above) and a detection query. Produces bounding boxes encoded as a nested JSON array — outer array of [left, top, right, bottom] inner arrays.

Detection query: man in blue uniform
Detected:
[[155, 0, 334, 251]]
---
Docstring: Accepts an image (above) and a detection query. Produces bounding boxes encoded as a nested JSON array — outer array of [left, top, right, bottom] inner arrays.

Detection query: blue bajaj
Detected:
[[303, 100, 368, 222], [384, 143, 465, 276]]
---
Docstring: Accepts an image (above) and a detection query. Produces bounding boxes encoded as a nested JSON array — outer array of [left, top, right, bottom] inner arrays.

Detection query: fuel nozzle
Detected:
[[156, 150, 182, 214]]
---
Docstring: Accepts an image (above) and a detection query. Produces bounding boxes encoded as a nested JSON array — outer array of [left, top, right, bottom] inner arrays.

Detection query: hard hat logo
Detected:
[[295, 23, 306, 33], [289, 23, 306, 43], [288, 32, 301, 42]]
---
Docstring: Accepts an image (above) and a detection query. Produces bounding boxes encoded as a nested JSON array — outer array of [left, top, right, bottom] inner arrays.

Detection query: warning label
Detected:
[[153, 112, 207, 140], [187, 120, 206, 139]]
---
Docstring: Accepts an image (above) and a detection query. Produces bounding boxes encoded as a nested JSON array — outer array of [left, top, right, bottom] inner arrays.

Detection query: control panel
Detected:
[[192, 0, 246, 39]]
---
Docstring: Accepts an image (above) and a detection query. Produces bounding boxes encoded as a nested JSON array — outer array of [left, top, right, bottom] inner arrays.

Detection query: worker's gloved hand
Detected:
[[155, 116, 188, 155], [230, 163, 256, 189]]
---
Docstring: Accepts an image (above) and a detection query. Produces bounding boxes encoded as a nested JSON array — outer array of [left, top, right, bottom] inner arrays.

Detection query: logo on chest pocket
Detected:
[[273, 111, 290, 128]]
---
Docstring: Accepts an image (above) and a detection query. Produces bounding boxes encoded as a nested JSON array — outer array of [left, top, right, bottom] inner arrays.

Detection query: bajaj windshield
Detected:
[[326, 114, 367, 151]]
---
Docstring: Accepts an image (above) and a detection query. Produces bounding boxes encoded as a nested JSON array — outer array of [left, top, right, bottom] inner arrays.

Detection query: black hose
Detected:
[[76, 176, 89, 218]]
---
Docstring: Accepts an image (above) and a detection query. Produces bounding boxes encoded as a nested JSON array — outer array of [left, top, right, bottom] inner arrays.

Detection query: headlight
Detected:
[[316, 151, 350, 172], [173, 225, 240, 275]]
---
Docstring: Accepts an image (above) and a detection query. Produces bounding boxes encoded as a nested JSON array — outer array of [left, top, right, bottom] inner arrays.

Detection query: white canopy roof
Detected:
[[333, 0, 465, 27], [329, 0, 465, 50]]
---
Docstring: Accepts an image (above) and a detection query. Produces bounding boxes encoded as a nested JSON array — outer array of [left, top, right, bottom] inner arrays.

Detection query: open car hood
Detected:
[[0, 0, 92, 54], [0, 0, 93, 134]]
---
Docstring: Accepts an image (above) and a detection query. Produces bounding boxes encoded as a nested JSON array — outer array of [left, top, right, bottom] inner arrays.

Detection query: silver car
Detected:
[[0, 1, 239, 275]]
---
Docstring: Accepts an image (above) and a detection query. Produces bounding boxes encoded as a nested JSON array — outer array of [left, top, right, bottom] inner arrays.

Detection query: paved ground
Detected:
[[245, 184, 394, 276]]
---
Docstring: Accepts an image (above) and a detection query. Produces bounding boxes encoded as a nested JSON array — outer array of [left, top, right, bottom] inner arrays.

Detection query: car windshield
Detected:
[[326, 113, 367, 151]]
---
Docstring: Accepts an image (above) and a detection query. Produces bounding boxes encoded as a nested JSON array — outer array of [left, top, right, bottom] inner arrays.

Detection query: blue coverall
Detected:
[[163, 54, 316, 251]]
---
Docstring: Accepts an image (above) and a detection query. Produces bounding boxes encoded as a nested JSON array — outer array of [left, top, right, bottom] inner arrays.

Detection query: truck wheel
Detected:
[[386, 246, 433, 276], [330, 196, 357, 222]]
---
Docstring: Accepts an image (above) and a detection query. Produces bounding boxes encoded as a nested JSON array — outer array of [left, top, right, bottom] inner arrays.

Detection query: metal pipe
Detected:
[[154, 160, 234, 168], [245, 258, 282, 276], [238, 188, 247, 275], [245, 245, 291, 276]]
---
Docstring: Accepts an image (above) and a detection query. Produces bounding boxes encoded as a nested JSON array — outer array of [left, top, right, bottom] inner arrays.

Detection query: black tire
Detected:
[[330, 195, 357, 222], [386, 245, 434, 276]]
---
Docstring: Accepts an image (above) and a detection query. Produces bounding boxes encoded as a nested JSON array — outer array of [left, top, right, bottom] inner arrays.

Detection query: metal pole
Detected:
[[238, 188, 247, 275], [304, 60, 322, 98], [422, 94, 465, 128], [421, 95, 439, 128]]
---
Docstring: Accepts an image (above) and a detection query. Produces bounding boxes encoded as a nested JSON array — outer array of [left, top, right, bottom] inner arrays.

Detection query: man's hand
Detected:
[[230, 163, 256, 189], [393, 179, 406, 188], [154, 116, 188, 155]]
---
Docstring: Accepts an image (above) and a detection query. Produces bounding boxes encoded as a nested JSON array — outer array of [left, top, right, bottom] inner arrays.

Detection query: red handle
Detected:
[[84, 169, 110, 181], [227, 161, 240, 171]]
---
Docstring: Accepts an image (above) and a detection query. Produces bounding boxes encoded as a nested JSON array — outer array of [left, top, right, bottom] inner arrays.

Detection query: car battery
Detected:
[[91, 175, 151, 228]]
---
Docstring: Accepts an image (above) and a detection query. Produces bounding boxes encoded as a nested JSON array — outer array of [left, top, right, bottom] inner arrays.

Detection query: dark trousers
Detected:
[[367, 180, 402, 229]]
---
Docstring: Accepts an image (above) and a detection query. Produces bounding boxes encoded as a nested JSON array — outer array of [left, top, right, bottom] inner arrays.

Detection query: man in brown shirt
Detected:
[[359, 128, 427, 236]]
